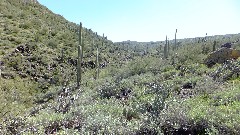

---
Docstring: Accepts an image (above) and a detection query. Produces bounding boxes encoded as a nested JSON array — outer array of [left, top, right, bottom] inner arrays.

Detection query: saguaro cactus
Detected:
[[159, 42, 162, 51], [95, 32, 100, 80], [77, 22, 82, 87], [205, 33, 207, 42], [213, 40, 216, 51], [61, 49, 64, 61], [92, 33, 95, 53], [167, 38, 170, 55], [146, 45, 149, 54], [164, 35, 168, 59], [175, 29, 177, 50]]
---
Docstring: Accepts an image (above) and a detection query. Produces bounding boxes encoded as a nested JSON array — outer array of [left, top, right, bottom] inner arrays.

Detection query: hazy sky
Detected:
[[38, 0, 240, 42]]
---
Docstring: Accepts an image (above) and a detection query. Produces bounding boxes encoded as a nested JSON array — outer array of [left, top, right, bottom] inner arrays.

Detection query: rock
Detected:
[[15, 44, 31, 54], [18, 72, 28, 78], [67, 57, 77, 66], [205, 47, 240, 67], [182, 82, 196, 89], [221, 42, 232, 48], [1, 72, 15, 79], [0, 61, 4, 66], [116, 88, 131, 100], [231, 50, 240, 59]]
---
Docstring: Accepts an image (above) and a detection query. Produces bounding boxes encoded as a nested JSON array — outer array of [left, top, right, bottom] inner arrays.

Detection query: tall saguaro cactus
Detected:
[[95, 33, 101, 80], [92, 32, 95, 54], [164, 35, 168, 59], [77, 22, 82, 87], [175, 29, 177, 50], [61, 48, 64, 61], [167, 38, 170, 55], [213, 40, 216, 51]]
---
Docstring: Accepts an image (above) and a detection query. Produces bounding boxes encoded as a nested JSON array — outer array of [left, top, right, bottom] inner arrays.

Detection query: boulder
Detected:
[[205, 47, 240, 67], [1, 72, 15, 79], [221, 42, 232, 48]]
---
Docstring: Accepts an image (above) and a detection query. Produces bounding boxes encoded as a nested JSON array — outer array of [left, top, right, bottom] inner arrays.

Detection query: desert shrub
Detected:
[[185, 85, 240, 134], [39, 27, 48, 35], [174, 43, 207, 65], [17, 11, 27, 19], [9, 26, 20, 34], [157, 98, 207, 135], [19, 21, 32, 29], [31, 18, 42, 29], [7, 55, 22, 70], [58, 31, 72, 40], [0, 116, 26, 134], [76, 99, 140, 134], [0, 77, 38, 120], [161, 69, 178, 80], [51, 29, 57, 37], [98, 78, 133, 100], [99, 82, 118, 99], [47, 39, 58, 49], [211, 59, 240, 82]]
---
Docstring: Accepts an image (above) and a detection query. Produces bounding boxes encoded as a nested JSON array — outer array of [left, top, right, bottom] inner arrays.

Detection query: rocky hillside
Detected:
[[0, 0, 116, 118]]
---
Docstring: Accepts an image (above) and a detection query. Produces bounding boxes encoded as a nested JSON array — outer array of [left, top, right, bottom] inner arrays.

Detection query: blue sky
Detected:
[[38, 0, 240, 42]]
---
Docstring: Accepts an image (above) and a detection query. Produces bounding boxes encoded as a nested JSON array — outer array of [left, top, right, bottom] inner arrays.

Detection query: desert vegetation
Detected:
[[1, 0, 240, 134]]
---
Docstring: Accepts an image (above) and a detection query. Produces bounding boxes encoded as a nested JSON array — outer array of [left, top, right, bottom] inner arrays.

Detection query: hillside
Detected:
[[1, 0, 240, 134], [0, 0, 116, 116]]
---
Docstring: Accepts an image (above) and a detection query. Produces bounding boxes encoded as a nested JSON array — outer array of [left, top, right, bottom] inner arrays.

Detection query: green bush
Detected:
[[47, 39, 58, 49], [19, 22, 32, 29], [0, 77, 38, 120]]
